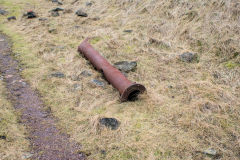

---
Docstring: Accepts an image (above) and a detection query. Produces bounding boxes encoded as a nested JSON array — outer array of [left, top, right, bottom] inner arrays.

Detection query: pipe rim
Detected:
[[120, 83, 146, 102]]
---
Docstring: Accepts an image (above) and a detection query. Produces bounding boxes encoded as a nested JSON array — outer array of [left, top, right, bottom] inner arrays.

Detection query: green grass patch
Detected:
[[224, 61, 240, 69]]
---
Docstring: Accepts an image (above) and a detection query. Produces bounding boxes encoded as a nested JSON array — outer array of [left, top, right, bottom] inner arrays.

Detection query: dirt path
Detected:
[[0, 34, 85, 160]]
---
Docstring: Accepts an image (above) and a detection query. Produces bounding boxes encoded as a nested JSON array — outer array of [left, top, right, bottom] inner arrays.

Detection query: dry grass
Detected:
[[0, 0, 240, 159], [0, 79, 30, 160]]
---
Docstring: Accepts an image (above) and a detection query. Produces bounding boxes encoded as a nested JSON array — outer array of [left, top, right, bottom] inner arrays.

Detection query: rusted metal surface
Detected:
[[78, 39, 146, 102]]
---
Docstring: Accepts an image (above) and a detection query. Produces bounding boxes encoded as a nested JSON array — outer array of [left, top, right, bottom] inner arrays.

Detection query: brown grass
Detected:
[[0, 0, 239, 159]]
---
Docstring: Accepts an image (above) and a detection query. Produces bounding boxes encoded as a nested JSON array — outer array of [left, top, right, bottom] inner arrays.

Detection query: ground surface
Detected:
[[0, 69, 29, 160], [0, 0, 240, 160]]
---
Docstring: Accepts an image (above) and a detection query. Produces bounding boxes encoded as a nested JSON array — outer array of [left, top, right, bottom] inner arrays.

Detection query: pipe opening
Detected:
[[128, 90, 141, 101]]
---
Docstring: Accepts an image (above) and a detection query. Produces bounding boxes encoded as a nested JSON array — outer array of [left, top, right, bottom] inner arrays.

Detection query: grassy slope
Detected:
[[0, 0, 239, 159]]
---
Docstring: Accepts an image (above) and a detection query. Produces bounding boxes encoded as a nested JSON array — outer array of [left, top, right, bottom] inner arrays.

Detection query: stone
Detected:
[[51, 8, 64, 12], [99, 118, 120, 130], [76, 9, 88, 17], [50, 8, 64, 17], [22, 153, 33, 159], [39, 17, 48, 21], [0, 135, 6, 140], [74, 25, 81, 29], [203, 148, 217, 156], [80, 70, 92, 77], [114, 61, 137, 73], [72, 83, 82, 91], [168, 85, 173, 89], [0, 9, 7, 15], [123, 30, 133, 33], [92, 17, 100, 21], [179, 52, 198, 63], [7, 16, 16, 21], [23, 11, 37, 19], [100, 150, 106, 155], [86, 2, 93, 6], [0, 76, 3, 80], [50, 72, 65, 78], [48, 28, 57, 34], [91, 79, 105, 87], [52, 0, 63, 5], [72, 70, 91, 81]]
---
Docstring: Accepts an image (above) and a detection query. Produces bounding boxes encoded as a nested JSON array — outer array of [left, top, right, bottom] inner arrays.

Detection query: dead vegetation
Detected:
[[0, 0, 239, 159]]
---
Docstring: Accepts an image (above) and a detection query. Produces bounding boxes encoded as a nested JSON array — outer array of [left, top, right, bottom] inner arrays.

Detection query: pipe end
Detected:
[[120, 83, 146, 102]]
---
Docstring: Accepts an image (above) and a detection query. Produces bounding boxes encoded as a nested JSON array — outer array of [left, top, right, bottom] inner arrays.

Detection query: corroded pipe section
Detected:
[[78, 39, 146, 102]]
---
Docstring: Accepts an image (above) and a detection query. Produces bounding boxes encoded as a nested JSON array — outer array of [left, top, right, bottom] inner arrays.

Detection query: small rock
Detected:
[[39, 17, 48, 21], [0, 135, 6, 140], [50, 8, 64, 17], [99, 118, 120, 130], [74, 25, 81, 29], [23, 11, 37, 19], [76, 9, 88, 17], [123, 30, 133, 33], [78, 151, 91, 157], [92, 17, 100, 21], [100, 150, 106, 155], [22, 152, 33, 159], [114, 61, 137, 73], [0, 76, 3, 80], [86, 2, 92, 6], [51, 11, 59, 17], [168, 85, 173, 89], [179, 52, 198, 63], [0, 9, 7, 15], [91, 79, 105, 87], [80, 70, 92, 77], [48, 28, 57, 34], [7, 16, 16, 21], [50, 72, 65, 78], [203, 148, 217, 156], [72, 83, 82, 91], [52, 0, 63, 5], [51, 8, 64, 12]]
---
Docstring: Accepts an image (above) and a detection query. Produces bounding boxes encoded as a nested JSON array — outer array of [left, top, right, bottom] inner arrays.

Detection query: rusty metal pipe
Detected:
[[78, 39, 146, 102]]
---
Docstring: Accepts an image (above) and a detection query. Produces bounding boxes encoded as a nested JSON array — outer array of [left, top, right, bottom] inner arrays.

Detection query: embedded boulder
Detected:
[[99, 118, 120, 130], [114, 61, 137, 73], [179, 52, 198, 63]]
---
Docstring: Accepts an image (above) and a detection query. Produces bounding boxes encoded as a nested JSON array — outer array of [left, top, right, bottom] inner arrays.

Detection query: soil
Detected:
[[0, 33, 86, 160]]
